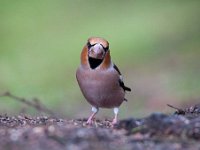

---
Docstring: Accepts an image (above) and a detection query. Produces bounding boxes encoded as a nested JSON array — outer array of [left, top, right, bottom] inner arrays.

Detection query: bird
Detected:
[[76, 37, 131, 125]]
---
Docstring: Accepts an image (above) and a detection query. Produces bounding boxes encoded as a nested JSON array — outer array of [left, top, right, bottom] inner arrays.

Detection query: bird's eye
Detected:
[[87, 42, 92, 49], [104, 46, 109, 52]]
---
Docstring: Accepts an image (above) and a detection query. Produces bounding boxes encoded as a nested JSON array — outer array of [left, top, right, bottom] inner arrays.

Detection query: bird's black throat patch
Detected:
[[88, 57, 103, 69]]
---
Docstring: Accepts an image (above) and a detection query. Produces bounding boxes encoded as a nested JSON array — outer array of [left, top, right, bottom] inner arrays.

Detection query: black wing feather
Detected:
[[113, 64, 122, 75], [113, 64, 131, 92]]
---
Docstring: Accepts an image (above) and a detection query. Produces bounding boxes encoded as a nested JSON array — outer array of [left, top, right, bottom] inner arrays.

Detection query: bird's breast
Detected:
[[76, 67, 125, 108]]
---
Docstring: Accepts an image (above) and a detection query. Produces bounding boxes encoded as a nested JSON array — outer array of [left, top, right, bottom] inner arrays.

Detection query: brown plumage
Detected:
[[76, 37, 131, 125]]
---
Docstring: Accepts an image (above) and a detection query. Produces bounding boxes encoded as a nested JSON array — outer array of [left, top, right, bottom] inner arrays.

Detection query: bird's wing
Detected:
[[113, 64, 131, 92]]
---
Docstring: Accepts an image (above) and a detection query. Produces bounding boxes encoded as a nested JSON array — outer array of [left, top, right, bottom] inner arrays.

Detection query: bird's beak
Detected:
[[88, 44, 105, 59]]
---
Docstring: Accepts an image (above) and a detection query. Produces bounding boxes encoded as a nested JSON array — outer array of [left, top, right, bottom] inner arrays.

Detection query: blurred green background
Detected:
[[0, 0, 200, 118]]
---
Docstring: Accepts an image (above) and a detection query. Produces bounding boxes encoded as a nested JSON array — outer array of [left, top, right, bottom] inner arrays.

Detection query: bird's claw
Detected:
[[111, 118, 118, 126], [86, 119, 93, 125]]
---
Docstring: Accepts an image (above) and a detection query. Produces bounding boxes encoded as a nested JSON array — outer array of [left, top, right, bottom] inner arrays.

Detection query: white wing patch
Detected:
[[119, 75, 123, 82]]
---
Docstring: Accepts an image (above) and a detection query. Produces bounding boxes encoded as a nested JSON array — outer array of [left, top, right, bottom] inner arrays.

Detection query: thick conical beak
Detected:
[[88, 44, 105, 59]]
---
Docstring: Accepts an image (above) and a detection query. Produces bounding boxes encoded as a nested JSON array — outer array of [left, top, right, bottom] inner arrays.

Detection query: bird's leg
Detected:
[[112, 107, 119, 125], [86, 106, 99, 125]]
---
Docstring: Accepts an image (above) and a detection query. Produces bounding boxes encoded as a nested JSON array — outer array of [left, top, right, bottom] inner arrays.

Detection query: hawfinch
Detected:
[[76, 37, 131, 125]]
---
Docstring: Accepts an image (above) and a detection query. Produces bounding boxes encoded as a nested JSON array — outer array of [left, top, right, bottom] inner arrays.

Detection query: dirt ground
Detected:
[[0, 104, 200, 150]]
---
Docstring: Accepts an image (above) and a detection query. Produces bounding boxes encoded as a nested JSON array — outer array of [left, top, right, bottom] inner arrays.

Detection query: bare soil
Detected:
[[0, 104, 200, 150]]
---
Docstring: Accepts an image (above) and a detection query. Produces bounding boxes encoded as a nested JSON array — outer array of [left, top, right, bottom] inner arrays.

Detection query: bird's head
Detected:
[[81, 37, 111, 69], [87, 37, 109, 60]]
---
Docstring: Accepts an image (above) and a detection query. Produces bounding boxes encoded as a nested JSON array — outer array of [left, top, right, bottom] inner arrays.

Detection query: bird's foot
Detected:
[[86, 107, 98, 125], [86, 117, 95, 125], [111, 117, 118, 125], [112, 108, 119, 126]]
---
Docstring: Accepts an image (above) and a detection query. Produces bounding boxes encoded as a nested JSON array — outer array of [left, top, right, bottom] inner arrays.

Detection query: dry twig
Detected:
[[0, 91, 55, 116], [167, 104, 185, 114]]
